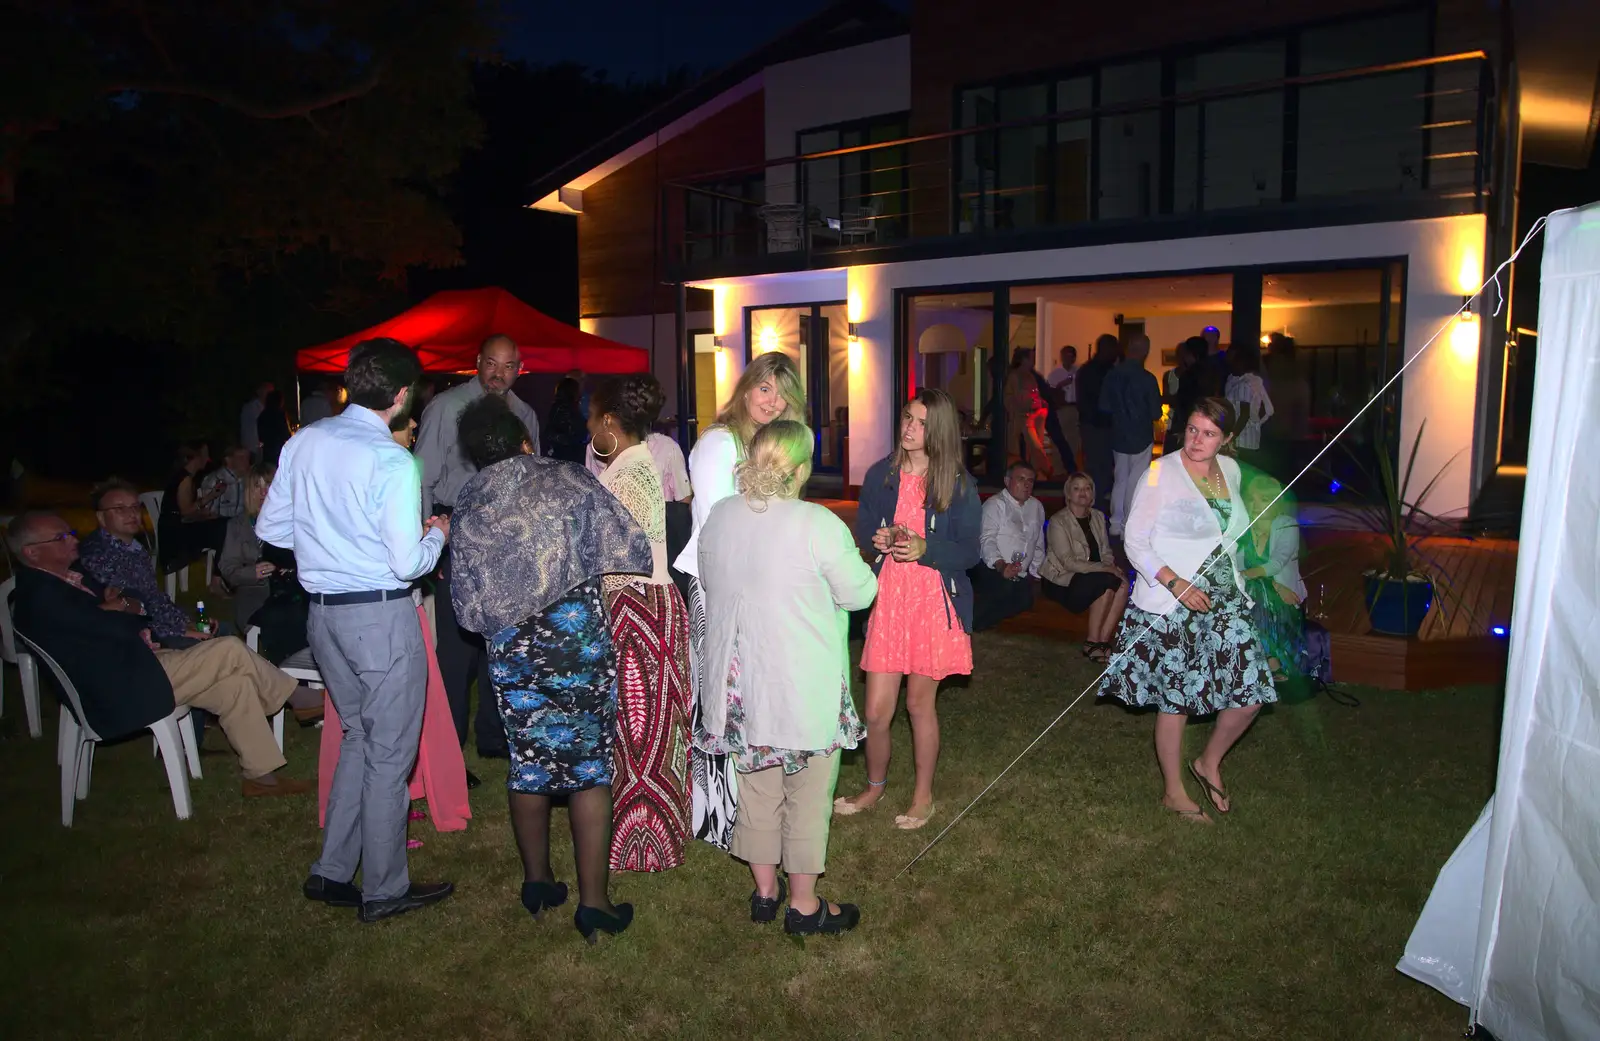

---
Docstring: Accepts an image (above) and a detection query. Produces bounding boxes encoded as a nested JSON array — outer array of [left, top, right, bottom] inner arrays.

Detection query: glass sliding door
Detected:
[[745, 301, 850, 472]]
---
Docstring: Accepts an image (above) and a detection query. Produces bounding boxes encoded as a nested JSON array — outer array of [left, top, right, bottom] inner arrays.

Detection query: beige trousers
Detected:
[[155, 637, 296, 778], [730, 750, 840, 875]]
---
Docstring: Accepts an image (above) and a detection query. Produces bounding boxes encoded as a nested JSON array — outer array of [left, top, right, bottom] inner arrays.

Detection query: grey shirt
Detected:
[[415, 378, 541, 511]]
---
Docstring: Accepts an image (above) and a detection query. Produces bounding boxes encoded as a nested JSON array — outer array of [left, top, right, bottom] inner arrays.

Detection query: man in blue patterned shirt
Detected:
[[78, 478, 206, 645]]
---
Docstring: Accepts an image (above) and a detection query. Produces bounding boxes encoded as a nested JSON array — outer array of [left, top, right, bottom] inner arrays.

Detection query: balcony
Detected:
[[666, 52, 1493, 281]]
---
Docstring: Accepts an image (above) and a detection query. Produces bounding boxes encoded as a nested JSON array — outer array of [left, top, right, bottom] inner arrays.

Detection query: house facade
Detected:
[[530, 0, 1598, 516]]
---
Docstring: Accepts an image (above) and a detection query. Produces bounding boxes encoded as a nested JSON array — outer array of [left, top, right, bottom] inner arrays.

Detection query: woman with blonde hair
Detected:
[[835, 388, 981, 829], [696, 419, 876, 933], [674, 350, 807, 849], [1039, 471, 1129, 663]]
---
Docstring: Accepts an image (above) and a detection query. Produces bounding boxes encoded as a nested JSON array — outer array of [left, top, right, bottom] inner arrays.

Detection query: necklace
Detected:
[[1190, 461, 1225, 499]]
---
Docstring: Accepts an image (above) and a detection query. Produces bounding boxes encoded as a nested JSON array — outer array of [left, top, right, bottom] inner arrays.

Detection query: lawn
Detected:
[[0, 631, 1495, 1041]]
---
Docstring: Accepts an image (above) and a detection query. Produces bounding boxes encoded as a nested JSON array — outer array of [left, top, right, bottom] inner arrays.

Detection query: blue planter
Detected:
[[1364, 573, 1434, 637]]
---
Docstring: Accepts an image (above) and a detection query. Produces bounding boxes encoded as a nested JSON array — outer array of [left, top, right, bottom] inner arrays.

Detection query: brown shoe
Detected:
[[242, 775, 315, 798], [292, 706, 325, 724]]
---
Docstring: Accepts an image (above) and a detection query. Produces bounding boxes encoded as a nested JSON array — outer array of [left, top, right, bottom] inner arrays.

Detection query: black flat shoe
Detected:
[[750, 878, 787, 923], [521, 880, 569, 918], [574, 902, 634, 944], [303, 873, 361, 908], [464, 770, 481, 790], [358, 881, 455, 923], [783, 898, 861, 936]]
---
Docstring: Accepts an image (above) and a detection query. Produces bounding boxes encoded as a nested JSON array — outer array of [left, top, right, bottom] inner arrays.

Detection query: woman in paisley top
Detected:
[[696, 420, 877, 934], [589, 374, 694, 873], [1098, 397, 1276, 824], [450, 395, 653, 943]]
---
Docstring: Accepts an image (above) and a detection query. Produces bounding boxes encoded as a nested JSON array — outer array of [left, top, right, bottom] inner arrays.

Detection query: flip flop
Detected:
[[1166, 804, 1213, 825], [1188, 759, 1231, 815], [894, 803, 935, 830]]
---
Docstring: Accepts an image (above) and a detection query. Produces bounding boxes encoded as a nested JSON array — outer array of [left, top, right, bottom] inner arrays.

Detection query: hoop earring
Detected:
[[593, 428, 619, 458]]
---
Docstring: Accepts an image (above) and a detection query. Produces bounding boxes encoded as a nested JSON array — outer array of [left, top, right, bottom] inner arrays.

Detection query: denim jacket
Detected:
[[854, 456, 983, 633]]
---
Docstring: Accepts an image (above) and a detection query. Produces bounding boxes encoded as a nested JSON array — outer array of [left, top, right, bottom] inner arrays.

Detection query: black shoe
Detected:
[[521, 880, 569, 918], [476, 746, 510, 760], [574, 902, 634, 944], [750, 878, 787, 923], [783, 898, 861, 936], [464, 770, 481, 790], [303, 873, 362, 908], [358, 881, 455, 923]]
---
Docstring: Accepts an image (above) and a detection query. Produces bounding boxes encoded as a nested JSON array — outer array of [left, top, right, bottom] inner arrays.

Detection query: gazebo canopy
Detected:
[[297, 287, 649, 374]]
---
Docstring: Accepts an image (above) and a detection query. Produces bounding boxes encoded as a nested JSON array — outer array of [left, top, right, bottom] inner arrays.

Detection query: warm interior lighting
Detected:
[[1451, 312, 1481, 363], [1260, 333, 1271, 346], [759, 325, 778, 353], [847, 291, 864, 325], [848, 335, 862, 370], [1457, 245, 1483, 295], [712, 287, 728, 337]]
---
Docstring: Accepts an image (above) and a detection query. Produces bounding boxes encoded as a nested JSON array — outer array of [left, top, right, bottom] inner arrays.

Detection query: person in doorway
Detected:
[[1225, 341, 1274, 458], [969, 461, 1045, 632], [674, 351, 807, 850], [257, 337, 455, 922], [1040, 472, 1129, 663], [1100, 334, 1163, 538], [835, 388, 980, 831], [1075, 334, 1120, 514], [1047, 345, 1083, 469], [413, 334, 540, 775]]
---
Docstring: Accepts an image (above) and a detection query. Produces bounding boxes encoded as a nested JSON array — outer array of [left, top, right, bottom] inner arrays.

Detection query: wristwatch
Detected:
[[1165, 577, 1179, 593]]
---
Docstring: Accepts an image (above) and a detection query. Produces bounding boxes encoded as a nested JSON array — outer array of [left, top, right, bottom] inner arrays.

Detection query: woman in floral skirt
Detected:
[[1098, 396, 1277, 824]]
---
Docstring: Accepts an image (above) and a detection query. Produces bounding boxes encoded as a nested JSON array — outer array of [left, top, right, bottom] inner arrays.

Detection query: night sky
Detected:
[[498, 0, 842, 79]]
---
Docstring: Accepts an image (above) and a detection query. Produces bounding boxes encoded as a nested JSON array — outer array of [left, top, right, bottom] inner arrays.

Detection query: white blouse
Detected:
[[672, 426, 740, 580], [1123, 452, 1251, 613], [597, 442, 670, 587], [1225, 373, 1274, 451]]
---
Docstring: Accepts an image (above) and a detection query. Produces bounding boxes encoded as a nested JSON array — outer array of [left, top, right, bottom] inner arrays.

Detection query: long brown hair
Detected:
[[892, 387, 965, 513], [713, 352, 807, 450]]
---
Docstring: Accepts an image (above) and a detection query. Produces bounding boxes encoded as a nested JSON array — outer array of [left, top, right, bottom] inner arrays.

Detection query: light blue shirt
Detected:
[[256, 405, 445, 594]]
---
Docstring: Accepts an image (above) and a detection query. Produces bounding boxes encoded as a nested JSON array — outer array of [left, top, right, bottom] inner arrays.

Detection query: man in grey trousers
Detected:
[[257, 337, 455, 923]]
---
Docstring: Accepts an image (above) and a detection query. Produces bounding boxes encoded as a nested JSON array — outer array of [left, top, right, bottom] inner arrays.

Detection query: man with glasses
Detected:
[[6, 511, 313, 797], [79, 478, 207, 646], [412, 335, 538, 773]]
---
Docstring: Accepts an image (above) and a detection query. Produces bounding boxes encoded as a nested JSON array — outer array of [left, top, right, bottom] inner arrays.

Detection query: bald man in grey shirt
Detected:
[[413, 335, 540, 769]]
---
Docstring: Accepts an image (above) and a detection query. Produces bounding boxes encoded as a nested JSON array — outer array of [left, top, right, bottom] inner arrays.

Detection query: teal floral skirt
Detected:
[[1098, 548, 1278, 715]]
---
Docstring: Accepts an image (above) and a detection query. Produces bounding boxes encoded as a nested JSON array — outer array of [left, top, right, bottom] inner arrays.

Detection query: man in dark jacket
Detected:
[[1098, 334, 1164, 537], [1074, 333, 1121, 513], [6, 511, 312, 797]]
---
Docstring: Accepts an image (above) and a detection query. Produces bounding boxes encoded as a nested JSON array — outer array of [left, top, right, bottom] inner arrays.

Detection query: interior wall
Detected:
[[1142, 311, 1234, 383], [578, 311, 710, 427]]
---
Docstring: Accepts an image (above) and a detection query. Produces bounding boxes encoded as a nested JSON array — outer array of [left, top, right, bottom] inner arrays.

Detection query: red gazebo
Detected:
[[296, 287, 650, 374]]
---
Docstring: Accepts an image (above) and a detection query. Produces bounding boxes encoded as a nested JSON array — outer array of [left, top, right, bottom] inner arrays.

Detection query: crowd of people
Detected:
[[3, 322, 1333, 940]]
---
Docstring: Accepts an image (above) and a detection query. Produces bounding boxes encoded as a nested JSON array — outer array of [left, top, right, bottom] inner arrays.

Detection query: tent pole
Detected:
[[675, 281, 692, 449]]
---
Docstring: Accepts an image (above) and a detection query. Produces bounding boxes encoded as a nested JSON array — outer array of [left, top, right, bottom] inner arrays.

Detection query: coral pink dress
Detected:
[[859, 472, 974, 681]]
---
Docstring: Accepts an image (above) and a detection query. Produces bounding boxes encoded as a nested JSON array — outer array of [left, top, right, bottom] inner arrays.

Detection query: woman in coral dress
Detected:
[[835, 388, 982, 829]]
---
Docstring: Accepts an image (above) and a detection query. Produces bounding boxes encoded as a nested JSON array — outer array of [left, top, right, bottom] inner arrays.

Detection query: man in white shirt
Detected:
[[969, 461, 1046, 631], [1046, 345, 1082, 471], [257, 337, 454, 924], [240, 382, 272, 463], [412, 334, 539, 764]]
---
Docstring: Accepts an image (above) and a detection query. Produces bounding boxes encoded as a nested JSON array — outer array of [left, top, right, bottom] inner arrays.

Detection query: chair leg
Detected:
[[179, 567, 189, 594], [271, 708, 285, 753], [76, 741, 94, 800], [152, 719, 194, 821], [179, 712, 202, 779], [204, 551, 215, 589], [165, 571, 178, 599], [57, 705, 70, 766], [19, 654, 41, 739], [59, 718, 80, 827]]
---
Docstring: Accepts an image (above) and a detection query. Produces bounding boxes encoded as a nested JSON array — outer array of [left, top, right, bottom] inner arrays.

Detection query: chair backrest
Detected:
[[0, 575, 18, 665], [15, 632, 99, 741], [137, 491, 163, 557]]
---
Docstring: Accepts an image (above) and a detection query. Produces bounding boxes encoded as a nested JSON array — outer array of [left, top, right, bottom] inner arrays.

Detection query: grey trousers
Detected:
[[307, 597, 427, 902]]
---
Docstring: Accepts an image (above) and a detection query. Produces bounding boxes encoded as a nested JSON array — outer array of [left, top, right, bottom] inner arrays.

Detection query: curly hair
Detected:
[[591, 374, 666, 440], [736, 419, 813, 511], [458, 395, 530, 471]]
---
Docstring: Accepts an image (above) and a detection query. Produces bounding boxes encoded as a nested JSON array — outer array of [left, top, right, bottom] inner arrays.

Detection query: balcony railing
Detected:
[[666, 51, 1492, 277]]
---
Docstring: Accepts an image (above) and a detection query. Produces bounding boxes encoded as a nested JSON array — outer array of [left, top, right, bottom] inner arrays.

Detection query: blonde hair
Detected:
[[736, 419, 813, 511], [892, 387, 965, 513], [714, 352, 807, 450], [1065, 471, 1095, 499]]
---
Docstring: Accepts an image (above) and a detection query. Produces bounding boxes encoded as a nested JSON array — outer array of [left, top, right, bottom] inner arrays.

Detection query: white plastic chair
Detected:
[[0, 576, 43, 739], [245, 625, 318, 751], [136, 490, 190, 599], [18, 633, 201, 826]]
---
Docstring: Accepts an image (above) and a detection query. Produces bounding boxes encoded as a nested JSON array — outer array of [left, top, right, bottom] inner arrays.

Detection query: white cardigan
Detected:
[[1124, 452, 1251, 613], [672, 427, 739, 579], [697, 496, 877, 750]]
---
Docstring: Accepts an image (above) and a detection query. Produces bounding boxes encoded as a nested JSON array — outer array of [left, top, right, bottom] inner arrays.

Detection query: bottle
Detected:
[[195, 601, 212, 636]]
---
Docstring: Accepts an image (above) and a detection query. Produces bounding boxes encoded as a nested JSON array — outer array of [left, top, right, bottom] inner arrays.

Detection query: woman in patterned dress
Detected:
[[1098, 397, 1277, 824], [696, 420, 878, 934], [673, 352, 806, 850], [450, 396, 654, 942], [588, 374, 694, 872], [835, 388, 982, 830]]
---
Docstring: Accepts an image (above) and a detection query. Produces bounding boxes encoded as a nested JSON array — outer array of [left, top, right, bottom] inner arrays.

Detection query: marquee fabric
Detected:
[[297, 287, 650, 374]]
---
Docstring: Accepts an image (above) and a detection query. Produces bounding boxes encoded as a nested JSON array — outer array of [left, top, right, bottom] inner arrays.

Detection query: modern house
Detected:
[[528, 0, 1598, 516]]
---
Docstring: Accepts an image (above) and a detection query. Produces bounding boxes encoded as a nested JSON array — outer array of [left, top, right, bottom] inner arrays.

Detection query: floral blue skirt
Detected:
[[1098, 547, 1278, 715], [489, 579, 618, 794]]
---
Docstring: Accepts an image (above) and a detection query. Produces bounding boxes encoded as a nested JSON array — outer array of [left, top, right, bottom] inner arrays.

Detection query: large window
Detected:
[[798, 113, 910, 246], [683, 175, 765, 263], [745, 302, 852, 471]]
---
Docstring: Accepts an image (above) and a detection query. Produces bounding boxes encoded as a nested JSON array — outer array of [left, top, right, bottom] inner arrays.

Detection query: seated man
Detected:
[[78, 478, 206, 646], [198, 445, 251, 520], [969, 461, 1046, 632], [7, 510, 315, 797]]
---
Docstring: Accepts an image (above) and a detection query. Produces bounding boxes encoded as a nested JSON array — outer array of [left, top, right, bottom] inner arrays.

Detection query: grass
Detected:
[[0, 631, 1496, 1041]]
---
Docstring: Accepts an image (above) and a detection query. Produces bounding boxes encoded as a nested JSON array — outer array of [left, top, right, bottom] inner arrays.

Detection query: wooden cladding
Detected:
[[578, 91, 765, 319]]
